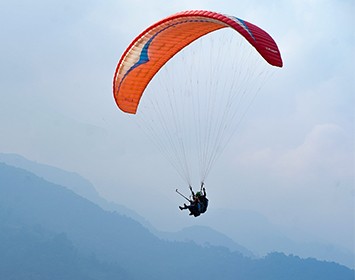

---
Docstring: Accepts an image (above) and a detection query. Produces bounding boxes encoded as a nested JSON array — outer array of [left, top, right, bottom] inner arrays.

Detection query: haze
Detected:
[[0, 0, 354, 269]]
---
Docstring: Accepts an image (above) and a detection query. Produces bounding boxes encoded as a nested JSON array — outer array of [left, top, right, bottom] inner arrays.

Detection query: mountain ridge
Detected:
[[1, 162, 354, 279], [1, 152, 353, 268]]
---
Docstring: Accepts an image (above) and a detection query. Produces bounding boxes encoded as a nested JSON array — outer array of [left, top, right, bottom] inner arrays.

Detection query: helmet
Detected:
[[196, 191, 201, 197]]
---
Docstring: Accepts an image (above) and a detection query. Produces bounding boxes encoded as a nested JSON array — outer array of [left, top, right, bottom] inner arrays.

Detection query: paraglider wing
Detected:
[[113, 10, 283, 114]]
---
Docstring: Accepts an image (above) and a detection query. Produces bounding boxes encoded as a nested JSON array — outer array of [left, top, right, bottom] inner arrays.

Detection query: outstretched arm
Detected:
[[201, 182, 206, 196], [189, 185, 195, 197]]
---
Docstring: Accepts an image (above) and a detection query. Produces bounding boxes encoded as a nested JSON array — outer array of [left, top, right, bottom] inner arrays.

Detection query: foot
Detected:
[[179, 206, 184, 210]]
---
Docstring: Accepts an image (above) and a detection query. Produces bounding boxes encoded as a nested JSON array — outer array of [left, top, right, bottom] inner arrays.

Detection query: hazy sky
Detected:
[[1, 0, 354, 256]]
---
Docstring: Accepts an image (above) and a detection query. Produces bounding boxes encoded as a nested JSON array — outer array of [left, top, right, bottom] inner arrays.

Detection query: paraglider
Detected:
[[177, 184, 208, 217], [113, 10, 282, 113], [113, 10, 282, 216]]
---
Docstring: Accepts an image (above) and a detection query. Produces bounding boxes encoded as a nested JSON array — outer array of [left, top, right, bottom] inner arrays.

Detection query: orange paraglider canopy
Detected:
[[113, 10, 282, 114]]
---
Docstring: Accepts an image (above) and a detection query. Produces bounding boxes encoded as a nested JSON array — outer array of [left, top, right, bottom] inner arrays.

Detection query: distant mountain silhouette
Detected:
[[1, 162, 353, 279], [0, 153, 163, 232], [1, 153, 354, 269], [0, 153, 254, 257], [0, 224, 130, 279], [0, 152, 152, 226], [197, 207, 355, 268], [158, 225, 255, 258]]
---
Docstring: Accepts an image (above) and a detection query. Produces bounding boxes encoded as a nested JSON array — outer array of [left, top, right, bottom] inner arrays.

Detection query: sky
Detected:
[[0, 0, 354, 262]]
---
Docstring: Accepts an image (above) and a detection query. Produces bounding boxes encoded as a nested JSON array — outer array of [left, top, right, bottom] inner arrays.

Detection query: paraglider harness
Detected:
[[197, 194, 208, 214], [176, 183, 208, 217]]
